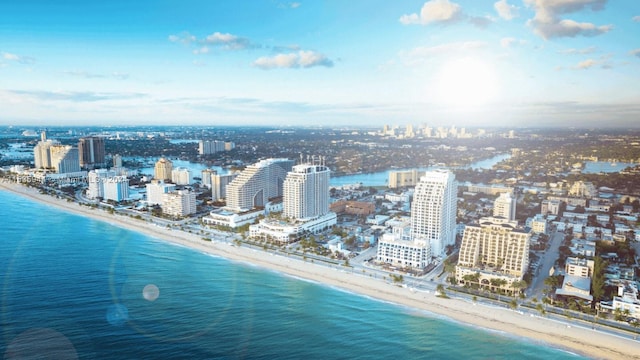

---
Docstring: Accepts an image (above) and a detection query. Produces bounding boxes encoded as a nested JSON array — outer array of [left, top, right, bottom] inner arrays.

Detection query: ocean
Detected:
[[0, 190, 584, 359]]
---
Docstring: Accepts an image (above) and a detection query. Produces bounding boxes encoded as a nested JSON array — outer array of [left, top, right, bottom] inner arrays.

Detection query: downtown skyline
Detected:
[[1, 0, 639, 128]]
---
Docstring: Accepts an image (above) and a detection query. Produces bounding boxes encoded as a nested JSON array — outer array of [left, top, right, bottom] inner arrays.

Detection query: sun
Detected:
[[434, 57, 499, 107]]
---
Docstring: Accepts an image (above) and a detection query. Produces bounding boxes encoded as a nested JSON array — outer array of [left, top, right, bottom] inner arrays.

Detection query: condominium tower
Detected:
[[283, 163, 330, 220], [410, 170, 457, 258], [225, 158, 294, 212], [493, 192, 516, 221], [78, 136, 106, 169], [154, 157, 173, 182]]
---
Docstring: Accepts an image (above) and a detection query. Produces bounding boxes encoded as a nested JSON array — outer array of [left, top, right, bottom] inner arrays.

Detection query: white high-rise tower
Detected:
[[410, 170, 457, 258], [283, 163, 330, 220], [493, 192, 516, 221]]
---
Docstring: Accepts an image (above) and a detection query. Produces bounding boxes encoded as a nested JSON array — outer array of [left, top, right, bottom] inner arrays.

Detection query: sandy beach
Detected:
[[1, 181, 639, 360]]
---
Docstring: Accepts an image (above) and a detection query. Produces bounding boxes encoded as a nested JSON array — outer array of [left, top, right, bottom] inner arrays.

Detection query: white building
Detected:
[[283, 163, 330, 220], [376, 218, 430, 270], [493, 192, 516, 221], [162, 190, 197, 217], [199, 140, 234, 155], [50, 145, 81, 174], [225, 158, 294, 212], [201, 168, 215, 188], [211, 172, 237, 201], [171, 167, 192, 185], [411, 170, 457, 258], [146, 180, 176, 205], [87, 169, 117, 199], [102, 176, 129, 202]]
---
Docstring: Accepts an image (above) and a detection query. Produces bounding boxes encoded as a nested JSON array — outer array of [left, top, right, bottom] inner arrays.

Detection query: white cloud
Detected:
[[494, 0, 519, 20], [500, 37, 526, 48], [469, 16, 494, 28], [2, 52, 35, 64], [201, 32, 253, 50], [573, 55, 611, 69], [631, 49, 640, 58], [253, 50, 333, 69], [558, 46, 597, 55], [400, 0, 462, 25], [633, 16, 640, 23], [524, 0, 612, 39], [168, 32, 196, 45]]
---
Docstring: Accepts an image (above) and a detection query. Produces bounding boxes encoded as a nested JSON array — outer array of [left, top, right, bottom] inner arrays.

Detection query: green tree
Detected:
[[591, 257, 608, 302]]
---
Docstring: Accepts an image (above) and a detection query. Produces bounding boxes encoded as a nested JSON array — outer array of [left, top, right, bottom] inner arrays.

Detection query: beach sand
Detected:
[[1, 181, 639, 360]]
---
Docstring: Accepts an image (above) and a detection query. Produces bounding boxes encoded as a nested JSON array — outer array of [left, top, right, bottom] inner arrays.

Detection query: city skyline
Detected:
[[1, 0, 639, 128]]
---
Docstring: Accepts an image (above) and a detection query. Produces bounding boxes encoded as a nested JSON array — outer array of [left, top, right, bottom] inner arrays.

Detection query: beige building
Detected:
[[388, 169, 425, 189], [493, 192, 516, 220], [162, 190, 196, 217], [456, 217, 530, 294], [154, 157, 173, 182]]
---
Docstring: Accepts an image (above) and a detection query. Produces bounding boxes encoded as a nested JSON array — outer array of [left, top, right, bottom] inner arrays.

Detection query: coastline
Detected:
[[1, 182, 638, 360]]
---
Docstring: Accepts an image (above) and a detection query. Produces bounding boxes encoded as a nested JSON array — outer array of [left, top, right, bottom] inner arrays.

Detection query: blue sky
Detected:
[[1, 0, 639, 128]]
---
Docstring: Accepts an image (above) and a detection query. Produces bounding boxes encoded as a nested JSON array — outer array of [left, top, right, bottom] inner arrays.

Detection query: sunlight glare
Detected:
[[434, 57, 499, 107]]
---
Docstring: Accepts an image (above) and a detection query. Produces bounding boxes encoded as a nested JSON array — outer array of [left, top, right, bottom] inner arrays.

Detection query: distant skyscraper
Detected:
[[171, 167, 192, 185], [154, 157, 173, 182], [112, 154, 123, 168], [283, 163, 330, 220], [225, 158, 294, 212], [50, 145, 80, 174], [199, 140, 234, 155], [493, 192, 516, 221], [78, 136, 106, 169], [411, 170, 457, 258]]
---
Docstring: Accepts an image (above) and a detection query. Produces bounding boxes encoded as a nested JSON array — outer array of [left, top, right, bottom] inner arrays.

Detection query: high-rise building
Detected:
[[113, 154, 123, 168], [283, 163, 330, 220], [388, 169, 425, 189], [456, 217, 530, 295], [225, 158, 294, 212], [50, 145, 80, 174], [201, 169, 215, 189], [411, 170, 457, 258], [199, 140, 235, 155], [493, 192, 516, 221], [211, 172, 237, 201], [154, 157, 173, 182], [146, 179, 176, 205], [87, 169, 117, 199], [78, 136, 106, 169], [162, 190, 197, 217], [171, 167, 192, 185], [103, 176, 129, 202]]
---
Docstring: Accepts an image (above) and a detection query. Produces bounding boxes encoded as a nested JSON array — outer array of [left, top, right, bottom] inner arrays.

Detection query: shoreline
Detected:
[[2, 182, 639, 359]]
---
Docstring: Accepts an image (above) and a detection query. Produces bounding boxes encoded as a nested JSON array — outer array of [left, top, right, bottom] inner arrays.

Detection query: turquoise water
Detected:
[[0, 190, 584, 359]]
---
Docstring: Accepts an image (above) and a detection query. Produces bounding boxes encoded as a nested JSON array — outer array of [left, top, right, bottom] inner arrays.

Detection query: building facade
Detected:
[[456, 217, 530, 294], [225, 158, 294, 212], [146, 180, 176, 205], [78, 136, 106, 169], [282, 164, 330, 220], [162, 190, 197, 217], [154, 157, 173, 182], [50, 145, 81, 174], [493, 192, 516, 220], [410, 170, 457, 258]]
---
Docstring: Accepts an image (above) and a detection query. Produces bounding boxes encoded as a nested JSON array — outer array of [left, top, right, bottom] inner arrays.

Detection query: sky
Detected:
[[1, 0, 639, 128]]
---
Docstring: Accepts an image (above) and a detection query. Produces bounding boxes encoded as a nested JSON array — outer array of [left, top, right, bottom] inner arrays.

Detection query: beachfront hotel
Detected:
[[211, 172, 237, 201], [456, 217, 530, 295], [154, 157, 173, 182], [249, 159, 337, 244], [376, 170, 457, 270], [50, 145, 81, 174], [225, 158, 294, 213], [411, 170, 457, 258]]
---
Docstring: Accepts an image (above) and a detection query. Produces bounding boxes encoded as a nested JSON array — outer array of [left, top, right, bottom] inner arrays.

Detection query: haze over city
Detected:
[[1, 0, 639, 127]]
